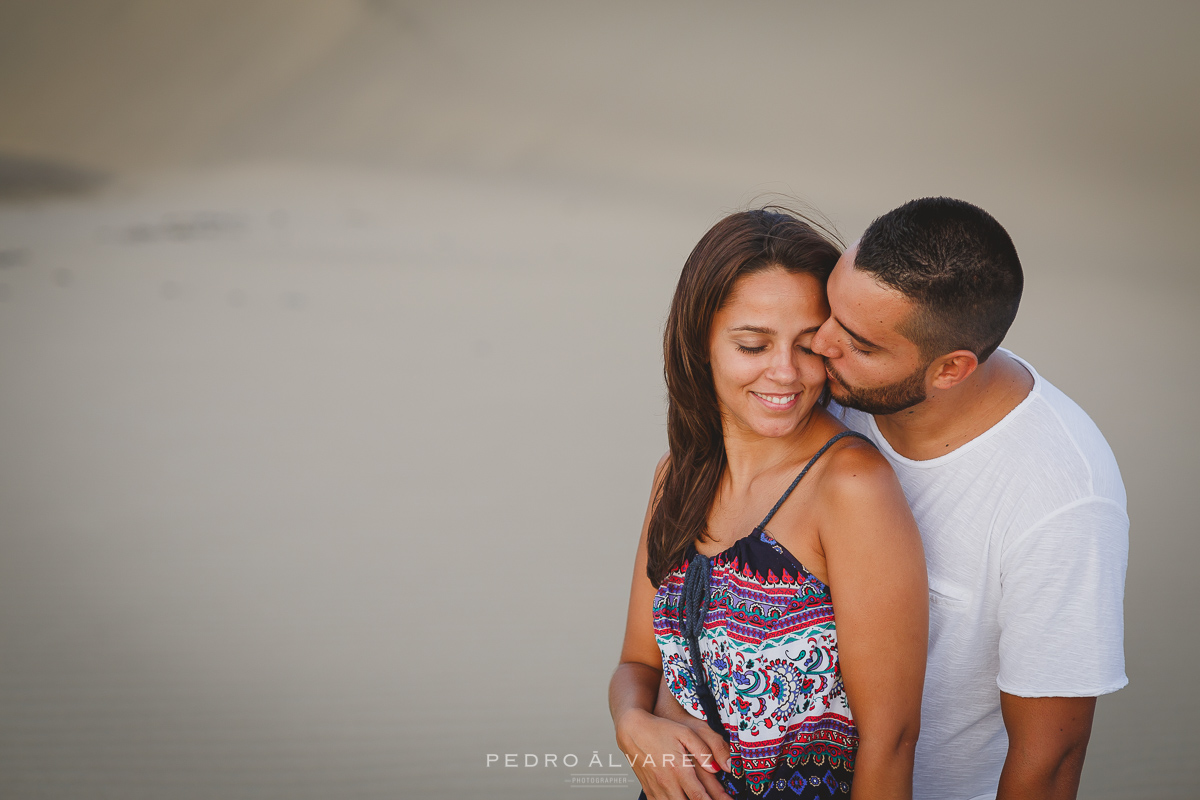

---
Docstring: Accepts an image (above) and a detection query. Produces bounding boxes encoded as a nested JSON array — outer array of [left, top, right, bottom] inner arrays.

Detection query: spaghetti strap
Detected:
[[756, 430, 875, 530]]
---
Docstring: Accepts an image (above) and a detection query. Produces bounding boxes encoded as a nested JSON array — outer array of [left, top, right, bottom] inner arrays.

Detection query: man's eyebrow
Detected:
[[834, 317, 883, 350]]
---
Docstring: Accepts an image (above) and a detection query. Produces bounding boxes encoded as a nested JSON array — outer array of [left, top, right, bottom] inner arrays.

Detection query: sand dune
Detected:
[[0, 3, 1197, 798]]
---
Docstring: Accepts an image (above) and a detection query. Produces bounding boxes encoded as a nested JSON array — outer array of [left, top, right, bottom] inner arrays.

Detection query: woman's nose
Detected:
[[767, 348, 799, 382]]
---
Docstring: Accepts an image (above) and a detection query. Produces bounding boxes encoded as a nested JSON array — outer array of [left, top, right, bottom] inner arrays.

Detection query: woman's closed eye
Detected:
[[736, 343, 817, 355]]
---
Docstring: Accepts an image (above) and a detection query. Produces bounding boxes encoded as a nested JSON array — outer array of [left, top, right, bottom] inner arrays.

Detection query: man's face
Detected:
[[812, 244, 933, 416]]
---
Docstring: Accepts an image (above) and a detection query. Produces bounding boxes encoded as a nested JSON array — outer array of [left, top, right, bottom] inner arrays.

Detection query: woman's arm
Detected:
[[817, 442, 928, 800], [609, 455, 732, 800]]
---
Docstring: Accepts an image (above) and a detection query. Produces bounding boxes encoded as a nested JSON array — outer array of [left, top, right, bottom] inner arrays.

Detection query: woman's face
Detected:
[[708, 267, 830, 440]]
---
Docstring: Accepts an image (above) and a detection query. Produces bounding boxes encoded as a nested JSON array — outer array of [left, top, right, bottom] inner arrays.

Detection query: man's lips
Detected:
[[824, 362, 843, 386]]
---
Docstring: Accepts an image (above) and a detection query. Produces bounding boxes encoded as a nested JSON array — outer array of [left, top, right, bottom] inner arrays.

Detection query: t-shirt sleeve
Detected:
[[996, 496, 1129, 697]]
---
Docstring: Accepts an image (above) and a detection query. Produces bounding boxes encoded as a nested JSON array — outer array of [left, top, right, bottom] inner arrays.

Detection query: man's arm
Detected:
[[996, 693, 1096, 800], [994, 495, 1127, 798]]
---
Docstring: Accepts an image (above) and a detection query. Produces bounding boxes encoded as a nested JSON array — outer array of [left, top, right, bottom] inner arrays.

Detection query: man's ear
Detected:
[[928, 350, 979, 390]]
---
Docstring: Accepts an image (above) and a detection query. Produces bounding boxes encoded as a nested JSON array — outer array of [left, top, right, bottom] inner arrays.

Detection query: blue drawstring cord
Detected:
[[681, 551, 727, 741]]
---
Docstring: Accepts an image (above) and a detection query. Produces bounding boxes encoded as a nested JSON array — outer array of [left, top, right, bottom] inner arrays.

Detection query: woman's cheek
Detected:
[[802, 355, 827, 383]]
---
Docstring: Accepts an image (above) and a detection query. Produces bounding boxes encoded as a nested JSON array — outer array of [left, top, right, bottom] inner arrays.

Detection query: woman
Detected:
[[609, 209, 928, 800]]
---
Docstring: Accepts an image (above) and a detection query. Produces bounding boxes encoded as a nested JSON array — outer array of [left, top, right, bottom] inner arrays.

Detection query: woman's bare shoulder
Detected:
[[651, 450, 671, 488], [641, 451, 672, 517], [813, 435, 904, 510]]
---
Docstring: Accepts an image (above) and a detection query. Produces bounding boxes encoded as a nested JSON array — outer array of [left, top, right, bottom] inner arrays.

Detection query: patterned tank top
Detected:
[[652, 431, 869, 799]]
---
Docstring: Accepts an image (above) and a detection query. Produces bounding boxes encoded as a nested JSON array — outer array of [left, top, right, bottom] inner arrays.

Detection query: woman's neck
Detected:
[[720, 408, 826, 494]]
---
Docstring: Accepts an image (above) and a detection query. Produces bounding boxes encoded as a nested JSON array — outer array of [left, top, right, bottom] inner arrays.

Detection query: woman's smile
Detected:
[[751, 391, 798, 410]]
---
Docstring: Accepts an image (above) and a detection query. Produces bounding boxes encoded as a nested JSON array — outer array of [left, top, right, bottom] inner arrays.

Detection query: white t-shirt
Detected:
[[830, 350, 1128, 800]]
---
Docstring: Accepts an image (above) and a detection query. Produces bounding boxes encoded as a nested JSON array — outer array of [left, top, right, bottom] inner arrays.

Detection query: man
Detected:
[[656, 197, 1128, 800], [813, 197, 1128, 800]]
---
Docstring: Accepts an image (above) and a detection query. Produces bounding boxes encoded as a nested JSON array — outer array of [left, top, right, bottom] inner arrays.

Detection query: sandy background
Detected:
[[0, 1, 1197, 798]]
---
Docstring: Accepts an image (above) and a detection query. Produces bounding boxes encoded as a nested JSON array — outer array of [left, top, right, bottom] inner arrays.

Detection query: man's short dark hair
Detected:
[[854, 197, 1023, 363]]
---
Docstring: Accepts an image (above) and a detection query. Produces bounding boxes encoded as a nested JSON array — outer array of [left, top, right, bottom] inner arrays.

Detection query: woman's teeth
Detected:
[[753, 392, 796, 405]]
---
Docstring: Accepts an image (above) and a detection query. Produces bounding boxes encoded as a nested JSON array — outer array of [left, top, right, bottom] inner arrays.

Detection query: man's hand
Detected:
[[996, 693, 1096, 800]]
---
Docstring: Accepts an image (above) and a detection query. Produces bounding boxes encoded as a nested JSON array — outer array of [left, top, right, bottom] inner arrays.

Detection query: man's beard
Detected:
[[824, 359, 928, 416]]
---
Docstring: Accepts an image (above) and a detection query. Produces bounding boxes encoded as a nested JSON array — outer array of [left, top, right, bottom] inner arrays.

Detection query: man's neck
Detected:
[[873, 350, 1035, 461]]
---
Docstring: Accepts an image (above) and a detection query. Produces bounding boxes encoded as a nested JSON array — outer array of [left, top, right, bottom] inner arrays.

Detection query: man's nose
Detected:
[[812, 317, 838, 358]]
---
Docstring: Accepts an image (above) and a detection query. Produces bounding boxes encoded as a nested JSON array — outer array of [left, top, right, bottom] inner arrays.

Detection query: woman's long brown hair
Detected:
[[646, 208, 842, 587]]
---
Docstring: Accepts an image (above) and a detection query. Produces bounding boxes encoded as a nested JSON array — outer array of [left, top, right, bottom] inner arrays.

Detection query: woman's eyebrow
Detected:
[[729, 325, 822, 335]]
